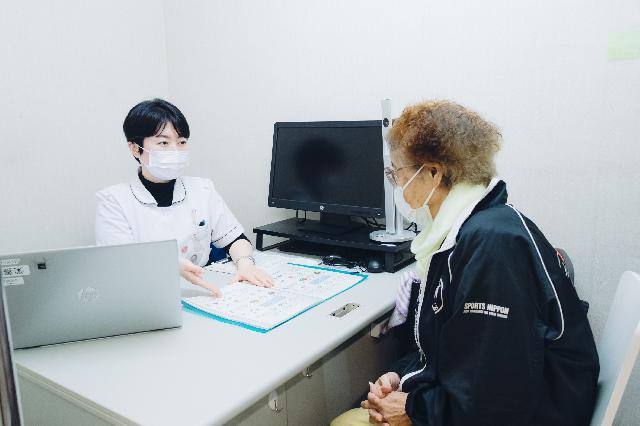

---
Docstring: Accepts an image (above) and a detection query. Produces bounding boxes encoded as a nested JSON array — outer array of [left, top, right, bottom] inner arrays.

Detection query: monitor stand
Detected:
[[253, 218, 414, 273], [296, 213, 364, 236]]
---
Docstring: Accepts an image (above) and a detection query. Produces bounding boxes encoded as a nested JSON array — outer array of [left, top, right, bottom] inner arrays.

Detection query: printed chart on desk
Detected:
[[183, 254, 367, 332], [202, 251, 320, 275]]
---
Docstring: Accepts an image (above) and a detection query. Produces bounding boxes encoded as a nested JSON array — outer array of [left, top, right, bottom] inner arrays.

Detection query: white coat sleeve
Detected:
[[208, 183, 244, 249], [95, 189, 136, 246]]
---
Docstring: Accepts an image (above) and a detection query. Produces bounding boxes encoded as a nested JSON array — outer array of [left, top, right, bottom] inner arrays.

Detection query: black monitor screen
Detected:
[[268, 121, 384, 217]]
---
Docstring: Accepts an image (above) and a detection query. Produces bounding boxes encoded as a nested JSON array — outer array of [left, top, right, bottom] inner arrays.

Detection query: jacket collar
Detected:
[[437, 178, 506, 253], [129, 169, 186, 206]]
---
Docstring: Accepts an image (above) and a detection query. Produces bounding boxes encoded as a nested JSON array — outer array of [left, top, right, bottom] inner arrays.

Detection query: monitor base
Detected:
[[253, 218, 414, 273], [297, 221, 364, 236]]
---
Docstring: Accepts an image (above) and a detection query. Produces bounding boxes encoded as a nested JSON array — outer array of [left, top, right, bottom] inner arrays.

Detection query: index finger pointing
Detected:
[[189, 274, 222, 298]]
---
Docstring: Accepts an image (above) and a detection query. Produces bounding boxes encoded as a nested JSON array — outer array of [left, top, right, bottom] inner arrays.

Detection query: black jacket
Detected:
[[394, 180, 599, 426]]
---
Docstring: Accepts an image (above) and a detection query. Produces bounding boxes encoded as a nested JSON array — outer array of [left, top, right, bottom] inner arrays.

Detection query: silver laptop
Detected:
[[1, 240, 182, 349]]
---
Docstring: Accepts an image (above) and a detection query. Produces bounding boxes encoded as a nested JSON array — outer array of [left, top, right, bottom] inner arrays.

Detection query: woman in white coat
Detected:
[[95, 99, 273, 296]]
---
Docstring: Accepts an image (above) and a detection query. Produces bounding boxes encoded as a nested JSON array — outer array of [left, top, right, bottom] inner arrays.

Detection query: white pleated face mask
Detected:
[[140, 148, 190, 181], [393, 165, 437, 228]]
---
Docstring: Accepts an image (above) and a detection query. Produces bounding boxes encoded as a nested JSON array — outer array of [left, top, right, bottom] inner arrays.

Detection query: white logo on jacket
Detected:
[[463, 302, 510, 319], [432, 279, 444, 314]]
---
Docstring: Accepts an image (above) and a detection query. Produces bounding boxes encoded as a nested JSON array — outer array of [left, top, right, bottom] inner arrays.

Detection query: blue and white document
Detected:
[[182, 259, 367, 332]]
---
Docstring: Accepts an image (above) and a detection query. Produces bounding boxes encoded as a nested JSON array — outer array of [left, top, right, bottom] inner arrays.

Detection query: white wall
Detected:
[[0, 1, 170, 253], [162, 0, 640, 423], [1, 0, 638, 423]]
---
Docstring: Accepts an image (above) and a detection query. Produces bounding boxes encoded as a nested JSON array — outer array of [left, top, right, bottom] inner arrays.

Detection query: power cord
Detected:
[[359, 216, 384, 230], [320, 255, 367, 272], [404, 222, 418, 233]]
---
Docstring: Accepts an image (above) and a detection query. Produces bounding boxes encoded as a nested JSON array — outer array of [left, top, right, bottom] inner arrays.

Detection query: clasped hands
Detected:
[[361, 372, 411, 425]]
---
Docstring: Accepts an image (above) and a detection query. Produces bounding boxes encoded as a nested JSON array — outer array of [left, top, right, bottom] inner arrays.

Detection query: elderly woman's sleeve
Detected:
[[405, 231, 545, 425]]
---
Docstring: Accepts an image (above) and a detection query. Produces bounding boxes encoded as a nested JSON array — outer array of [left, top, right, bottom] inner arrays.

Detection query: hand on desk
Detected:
[[361, 372, 410, 426], [179, 258, 223, 298], [232, 261, 274, 288]]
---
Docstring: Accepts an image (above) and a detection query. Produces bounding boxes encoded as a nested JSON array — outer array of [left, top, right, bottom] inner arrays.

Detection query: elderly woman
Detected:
[[332, 101, 599, 425]]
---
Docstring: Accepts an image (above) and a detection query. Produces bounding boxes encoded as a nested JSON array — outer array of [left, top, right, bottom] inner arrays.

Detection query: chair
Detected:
[[590, 271, 640, 426], [556, 248, 575, 284], [556, 248, 591, 314]]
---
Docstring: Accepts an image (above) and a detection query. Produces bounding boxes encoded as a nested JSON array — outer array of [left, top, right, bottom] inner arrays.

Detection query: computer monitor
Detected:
[[268, 121, 384, 234]]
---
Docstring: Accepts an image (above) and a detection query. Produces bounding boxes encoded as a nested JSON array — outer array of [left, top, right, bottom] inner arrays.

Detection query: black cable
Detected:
[[404, 222, 418, 233], [321, 255, 367, 272], [359, 216, 375, 229], [360, 216, 384, 230]]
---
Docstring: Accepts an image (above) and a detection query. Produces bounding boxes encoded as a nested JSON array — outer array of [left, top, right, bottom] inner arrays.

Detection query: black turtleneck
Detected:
[[138, 171, 250, 254], [138, 171, 175, 207]]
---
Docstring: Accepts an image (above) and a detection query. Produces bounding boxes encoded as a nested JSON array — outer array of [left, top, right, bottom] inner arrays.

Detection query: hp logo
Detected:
[[78, 286, 100, 303]]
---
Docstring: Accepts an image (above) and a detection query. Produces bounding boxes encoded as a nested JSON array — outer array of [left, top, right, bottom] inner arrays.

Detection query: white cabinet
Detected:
[[228, 387, 287, 426], [232, 320, 397, 426], [20, 374, 122, 426]]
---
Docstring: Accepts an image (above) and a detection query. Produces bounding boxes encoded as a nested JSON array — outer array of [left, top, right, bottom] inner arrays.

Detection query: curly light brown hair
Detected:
[[387, 100, 501, 187]]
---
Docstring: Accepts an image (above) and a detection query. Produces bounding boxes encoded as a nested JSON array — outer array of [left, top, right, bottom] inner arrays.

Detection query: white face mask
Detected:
[[393, 165, 437, 228], [140, 148, 190, 181]]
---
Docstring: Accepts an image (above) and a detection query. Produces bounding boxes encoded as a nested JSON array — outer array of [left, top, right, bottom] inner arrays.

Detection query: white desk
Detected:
[[14, 260, 403, 425]]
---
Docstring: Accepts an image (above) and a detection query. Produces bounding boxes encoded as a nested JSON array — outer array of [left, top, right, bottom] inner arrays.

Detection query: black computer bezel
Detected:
[[268, 120, 384, 218]]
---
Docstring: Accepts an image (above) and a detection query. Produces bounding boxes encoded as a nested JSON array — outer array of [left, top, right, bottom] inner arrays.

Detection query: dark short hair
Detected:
[[123, 98, 190, 151]]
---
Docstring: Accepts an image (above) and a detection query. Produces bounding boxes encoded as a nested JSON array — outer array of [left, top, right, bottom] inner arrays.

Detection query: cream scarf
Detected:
[[411, 182, 487, 280]]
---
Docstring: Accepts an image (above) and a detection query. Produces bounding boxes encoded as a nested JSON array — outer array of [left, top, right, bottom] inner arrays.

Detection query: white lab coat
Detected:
[[95, 175, 244, 266]]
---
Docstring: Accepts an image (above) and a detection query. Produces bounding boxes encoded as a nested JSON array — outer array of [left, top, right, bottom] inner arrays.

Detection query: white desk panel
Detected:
[[14, 261, 403, 425]]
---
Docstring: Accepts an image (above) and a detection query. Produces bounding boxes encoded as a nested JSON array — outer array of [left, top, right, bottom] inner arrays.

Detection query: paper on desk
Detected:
[[184, 262, 366, 331], [204, 251, 319, 275]]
